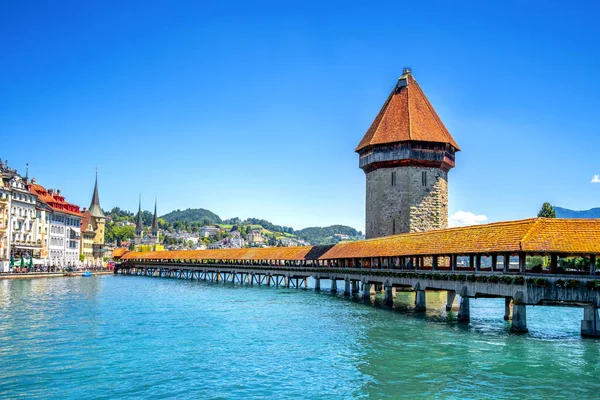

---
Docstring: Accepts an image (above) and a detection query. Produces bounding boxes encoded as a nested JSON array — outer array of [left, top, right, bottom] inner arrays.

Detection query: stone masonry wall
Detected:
[[365, 166, 448, 239]]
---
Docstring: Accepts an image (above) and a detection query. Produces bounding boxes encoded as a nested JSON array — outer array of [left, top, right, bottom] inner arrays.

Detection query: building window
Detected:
[[392, 218, 396, 235], [422, 171, 427, 186], [391, 171, 397, 186]]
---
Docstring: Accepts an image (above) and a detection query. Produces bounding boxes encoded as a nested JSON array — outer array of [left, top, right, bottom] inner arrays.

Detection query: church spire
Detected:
[[135, 195, 143, 237], [89, 169, 105, 218], [151, 198, 159, 236]]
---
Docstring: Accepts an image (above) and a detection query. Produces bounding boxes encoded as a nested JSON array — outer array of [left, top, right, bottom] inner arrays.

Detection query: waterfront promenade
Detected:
[[0, 270, 113, 280], [118, 217, 600, 337]]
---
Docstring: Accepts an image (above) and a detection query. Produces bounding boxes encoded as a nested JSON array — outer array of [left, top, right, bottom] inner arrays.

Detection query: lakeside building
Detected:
[[86, 174, 106, 264], [10, 172, 43, 260], [0, 161, 16, 271], [199, 225, 220, 238], [80, 211, 95, 263], [29, 183, 82, 266], [0, 159, 107, 271], [247, 230, 265, 245]]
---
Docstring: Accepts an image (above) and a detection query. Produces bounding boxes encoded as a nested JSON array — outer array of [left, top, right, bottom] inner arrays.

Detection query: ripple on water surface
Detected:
[[0, 276, 599, 399]]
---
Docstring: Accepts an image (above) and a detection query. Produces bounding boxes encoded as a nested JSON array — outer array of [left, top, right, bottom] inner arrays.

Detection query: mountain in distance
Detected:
[[555, 207, 600, 219], [157, 208, 363, 244], [161, 208, 223, 225]]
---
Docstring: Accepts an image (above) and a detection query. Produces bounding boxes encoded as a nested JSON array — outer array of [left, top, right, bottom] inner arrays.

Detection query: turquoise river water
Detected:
[[1, 275, 599, 399]]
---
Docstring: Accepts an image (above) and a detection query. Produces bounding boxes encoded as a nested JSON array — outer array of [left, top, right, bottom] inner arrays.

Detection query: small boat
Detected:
[[82, 271, 93, 277]]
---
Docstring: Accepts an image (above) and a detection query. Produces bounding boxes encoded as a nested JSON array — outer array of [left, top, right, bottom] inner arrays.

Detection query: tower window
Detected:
[[391, 171, 397, 186], [422, 171, 427, 186], [392, 219, 396, 235]]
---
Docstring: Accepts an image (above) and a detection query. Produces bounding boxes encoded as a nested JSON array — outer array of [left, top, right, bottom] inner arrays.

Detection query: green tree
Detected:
[[538, 202, 556, 218], [79, 254, 85, 262]]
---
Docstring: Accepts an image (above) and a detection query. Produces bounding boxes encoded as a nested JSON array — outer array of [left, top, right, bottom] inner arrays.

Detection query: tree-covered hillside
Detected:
[[160, 208, 222, 225], [295, 225, 363, 245]]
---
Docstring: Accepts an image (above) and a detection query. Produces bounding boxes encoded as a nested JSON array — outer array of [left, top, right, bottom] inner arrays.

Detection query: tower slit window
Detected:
[[422, 171, 427, 187], [391, 171, 397, 186]]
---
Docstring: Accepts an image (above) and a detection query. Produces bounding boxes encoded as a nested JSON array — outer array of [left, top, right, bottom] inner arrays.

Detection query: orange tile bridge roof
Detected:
[[122, 218, 600, 262]]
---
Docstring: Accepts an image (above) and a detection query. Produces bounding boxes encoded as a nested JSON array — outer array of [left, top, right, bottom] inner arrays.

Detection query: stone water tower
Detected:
[[356, 69, 460, 239]]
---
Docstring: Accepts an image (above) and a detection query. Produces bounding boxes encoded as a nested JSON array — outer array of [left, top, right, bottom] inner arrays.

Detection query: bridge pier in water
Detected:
[[330, 279, 337, 293], [344, 280, 351, 296], [415, 290, 426, 311], [581, 305, 600, 337], [362, 283, 375, 299], [511, 292, 528, 333], [384, 286, 396, 305], [446, 290, 457, 311], [457, 296, 470, 321], [314, 278, 320, 291], [504, 298, 513, 321]]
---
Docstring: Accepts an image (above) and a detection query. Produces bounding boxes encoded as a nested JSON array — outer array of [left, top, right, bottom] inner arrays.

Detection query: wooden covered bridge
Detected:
[[117, 218, 600, 337]]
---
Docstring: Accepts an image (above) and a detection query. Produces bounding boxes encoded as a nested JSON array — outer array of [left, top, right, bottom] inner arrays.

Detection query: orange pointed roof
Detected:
[[356, 69, 460, 152]]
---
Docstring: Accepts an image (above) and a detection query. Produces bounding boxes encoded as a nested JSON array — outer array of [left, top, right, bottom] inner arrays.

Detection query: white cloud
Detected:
[[592, 174, 600, 183], [449, 211, 488, 228]]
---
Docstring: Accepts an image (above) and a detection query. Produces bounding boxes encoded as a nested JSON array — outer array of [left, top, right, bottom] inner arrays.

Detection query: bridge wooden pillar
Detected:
[[550, 254, 558, 274], [344, 280, 351, 296], [475, 255, 481, 272], [314, 278, 321, 291], [451, 255, 457, 271], [469, 255, 475, 270], [331, 278, 337, 293], [503, 253, 510, 273], [491, 254, 498, 272], [432, 256, 438, 271], [519, 253, 527, 274], [590, 255, 596, 276]]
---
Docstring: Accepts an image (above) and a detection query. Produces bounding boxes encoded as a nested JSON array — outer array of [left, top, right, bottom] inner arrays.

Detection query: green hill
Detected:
[[296, 225, 363, 245], [160, 208, 222, 225]]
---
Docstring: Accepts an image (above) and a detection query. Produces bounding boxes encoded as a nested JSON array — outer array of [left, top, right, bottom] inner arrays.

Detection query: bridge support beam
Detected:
[[314, 278, 320, 291], [344, 280, 351, 296], [457, 296, 470, 321], [581, 305, 600, 337], [384, 286, 395, 305], [415, 290, 426, 311], [504, 298, 513, 321], [511, 292, 528, 333], [331, 279, 337, 293], [446, 290, 457, 311]]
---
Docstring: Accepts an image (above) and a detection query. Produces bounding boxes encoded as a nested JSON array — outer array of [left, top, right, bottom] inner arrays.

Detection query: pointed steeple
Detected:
[[135, 195, 143, 236], [151, 198, 159, 236], [356, 68, 460, 152], [89, 169, 105, 218]]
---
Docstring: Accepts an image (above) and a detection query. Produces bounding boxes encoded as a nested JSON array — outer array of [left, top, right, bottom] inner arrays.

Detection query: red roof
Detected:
[[29, 183, 82, 217], [80, 210, 94, 232], [356, 71, 460, 152]]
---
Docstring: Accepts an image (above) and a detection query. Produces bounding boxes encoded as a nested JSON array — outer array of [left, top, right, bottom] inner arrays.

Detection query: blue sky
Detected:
[[1, 1, 599, 231]]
